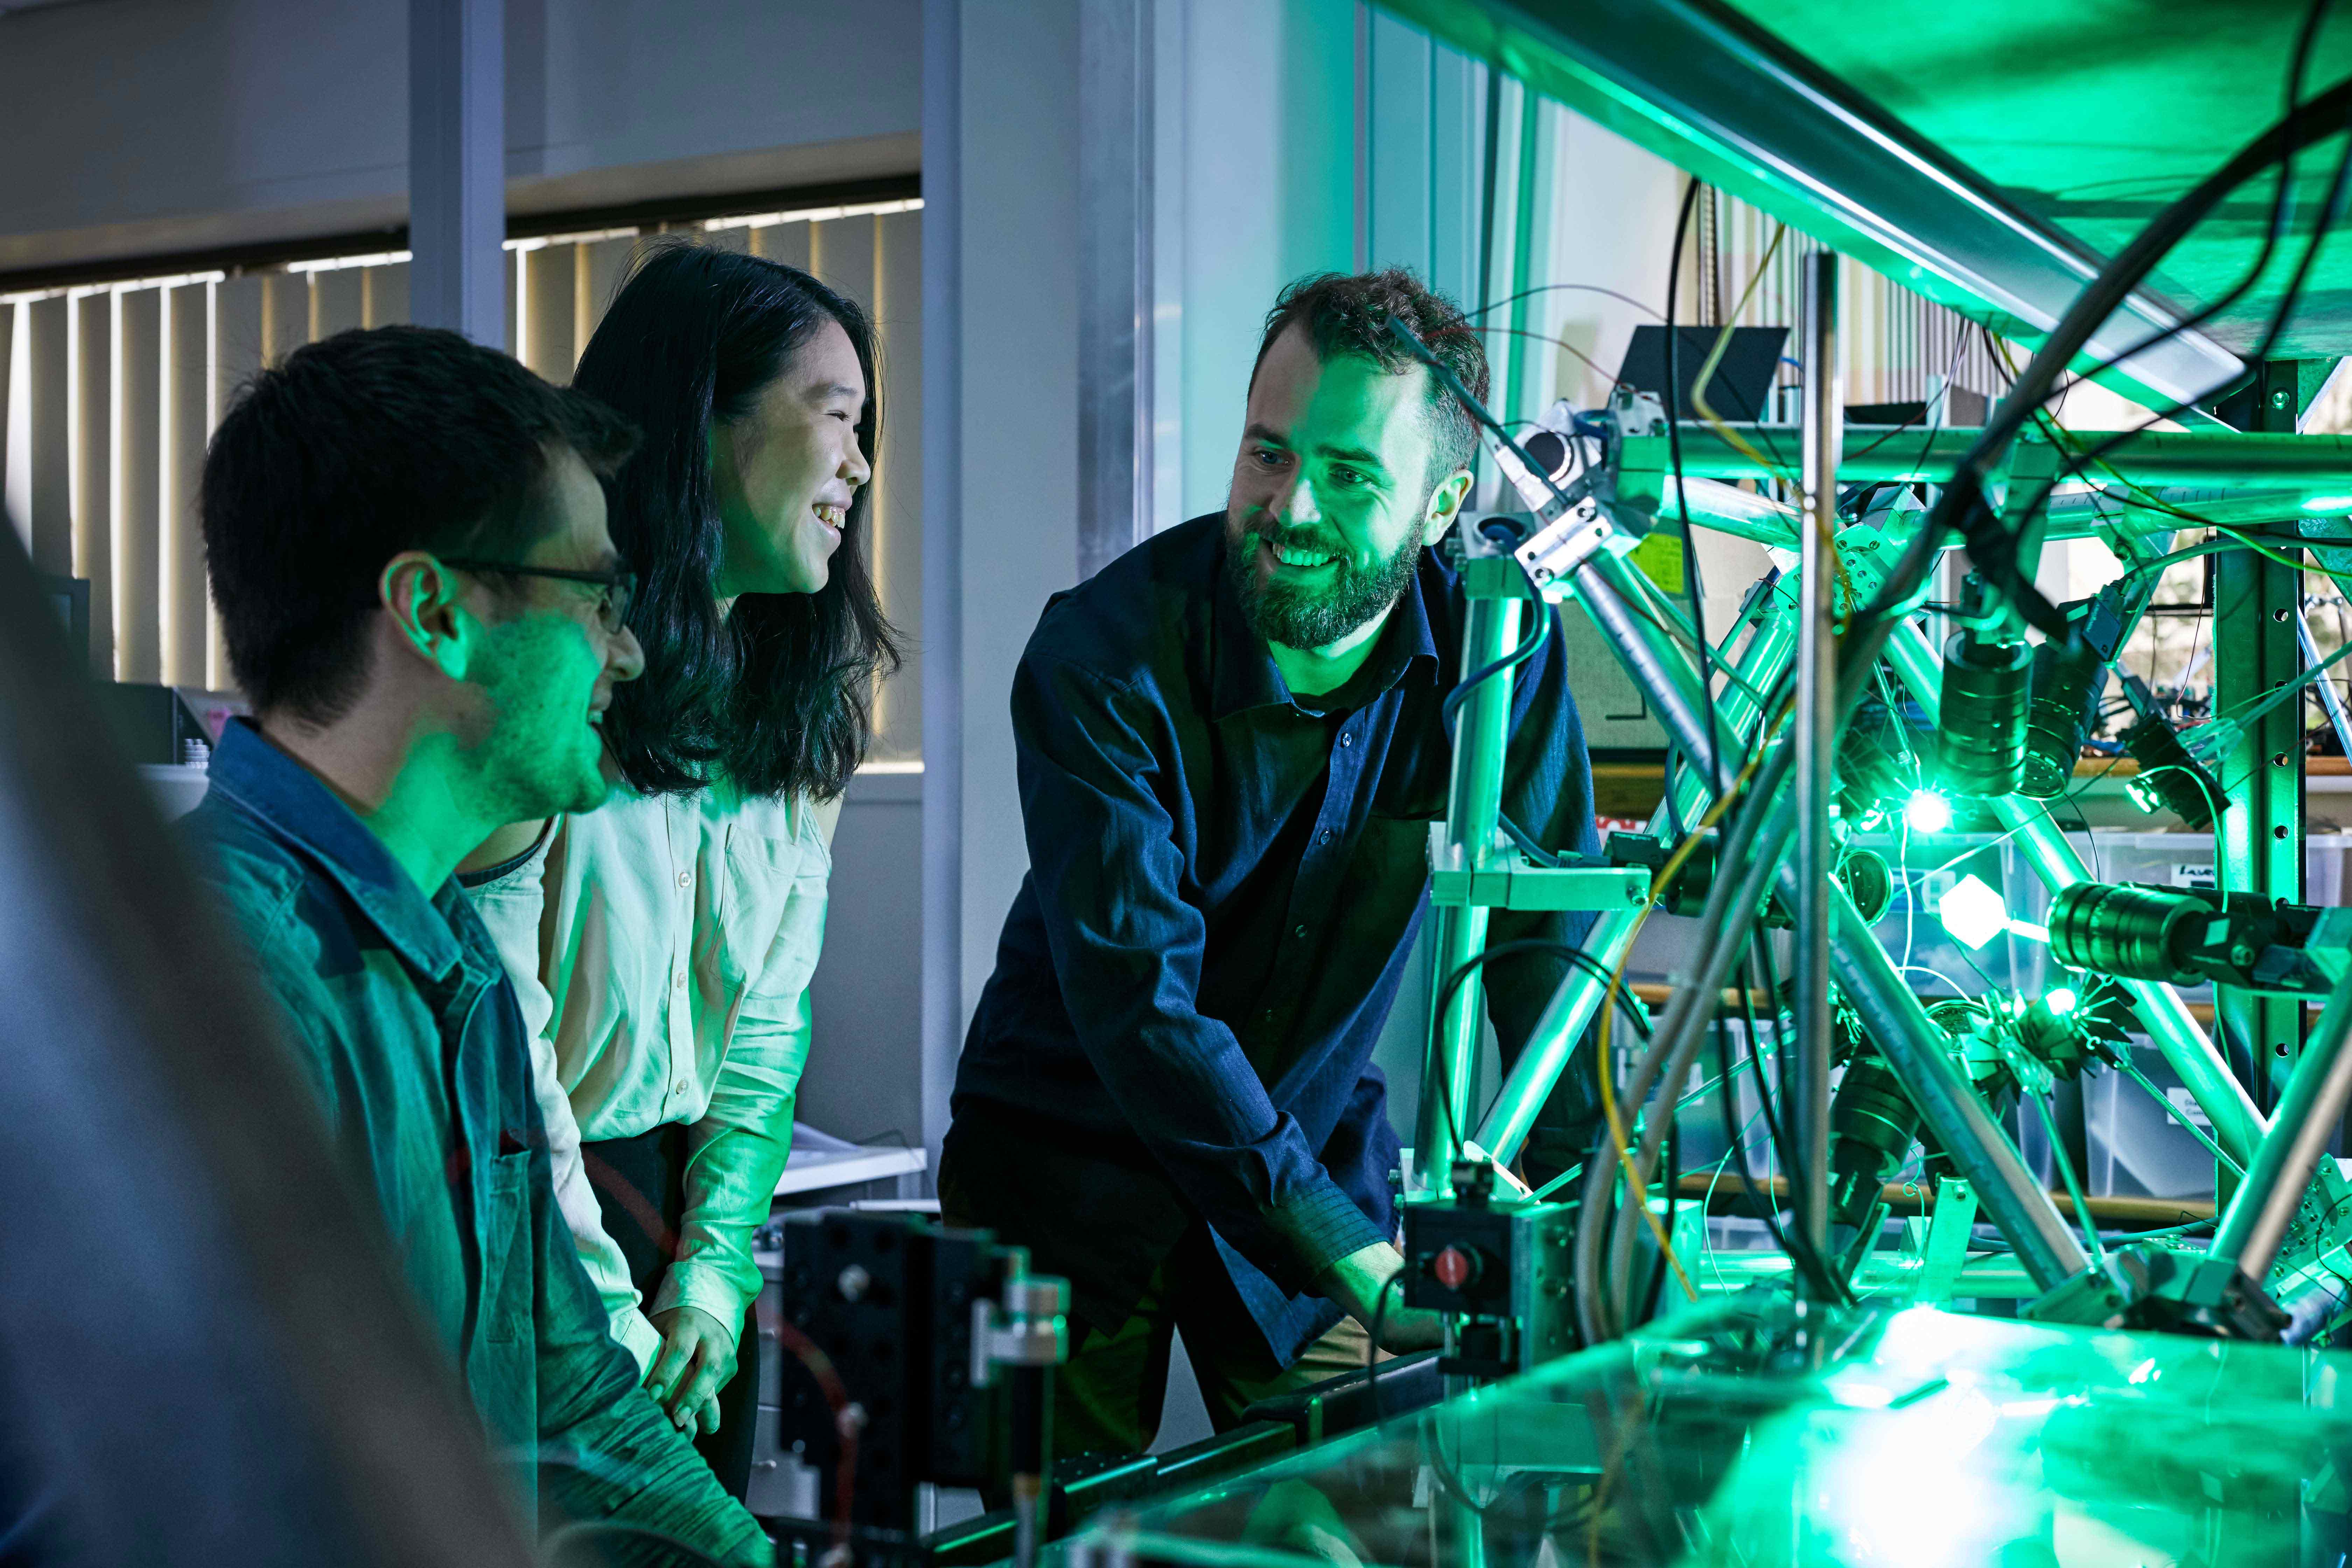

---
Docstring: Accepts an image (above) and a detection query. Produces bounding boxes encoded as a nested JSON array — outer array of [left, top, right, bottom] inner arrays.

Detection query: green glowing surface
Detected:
[[1074, 1299, 2352, 1568], [1380, 0, 2352, 365], [1736, 0, 2352, 361]]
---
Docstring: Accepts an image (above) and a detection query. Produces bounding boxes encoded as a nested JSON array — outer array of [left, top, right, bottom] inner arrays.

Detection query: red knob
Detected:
[[1432, 1245, 1479, 1290]]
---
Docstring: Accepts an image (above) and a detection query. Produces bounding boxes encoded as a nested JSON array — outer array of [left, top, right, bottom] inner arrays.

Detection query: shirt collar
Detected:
[[205, 719, 475, 985], [1208, 528, 1442, 719]]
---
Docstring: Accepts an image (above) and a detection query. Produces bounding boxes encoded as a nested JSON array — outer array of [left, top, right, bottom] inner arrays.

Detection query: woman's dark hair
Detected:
[[574, 241, 901, 802]]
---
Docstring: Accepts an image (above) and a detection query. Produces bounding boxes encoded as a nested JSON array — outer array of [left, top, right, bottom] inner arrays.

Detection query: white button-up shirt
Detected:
[[465, 783, 836, 1369]]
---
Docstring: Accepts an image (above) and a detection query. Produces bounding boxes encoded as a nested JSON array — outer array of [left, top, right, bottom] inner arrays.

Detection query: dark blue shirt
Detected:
[[182, 722, 766, 1562], [946, 514, 1598, 1365]]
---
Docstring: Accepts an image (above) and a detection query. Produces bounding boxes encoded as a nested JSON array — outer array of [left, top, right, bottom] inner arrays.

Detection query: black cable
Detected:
[[2031, 0, 2332, 401], [1427, 939, 1651, 1176], [1640, 1097, 1680, 1324], [1744, 928, 1851, 1303], [1713, 976, 1814, 1287], [1440, 598, 1552, 736], [1857, 63, 2352, 651], [1661, 176, 1728, 797], [2024, 83, 2352, 516]]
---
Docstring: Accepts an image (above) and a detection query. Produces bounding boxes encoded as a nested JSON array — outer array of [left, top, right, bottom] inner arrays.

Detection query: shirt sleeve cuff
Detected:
[[651, 1260, 748, 1347], [1271, 1181, 1390, 1288], [613, 1305, 665, 1376]]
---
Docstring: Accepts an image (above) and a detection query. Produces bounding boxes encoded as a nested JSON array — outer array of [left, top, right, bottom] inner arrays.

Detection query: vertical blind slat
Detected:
[[164, 284, 210, 688], [118, 288, 162, 684], [874, 209, 924, 762], [28, 296, 70, 579], [72, 293, 113, 677], [522, 247, 576, 381]]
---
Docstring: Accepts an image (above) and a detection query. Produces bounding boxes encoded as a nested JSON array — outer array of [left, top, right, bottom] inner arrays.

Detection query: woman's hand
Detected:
[[645, 1304, 738, 1437]]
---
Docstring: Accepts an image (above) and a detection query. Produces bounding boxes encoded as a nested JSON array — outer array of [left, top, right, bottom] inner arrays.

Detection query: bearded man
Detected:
[[941, 270, 1599, 1457]]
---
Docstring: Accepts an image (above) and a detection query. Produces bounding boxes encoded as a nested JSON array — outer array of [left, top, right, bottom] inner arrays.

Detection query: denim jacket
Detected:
[[183, 721, 768, 1563]]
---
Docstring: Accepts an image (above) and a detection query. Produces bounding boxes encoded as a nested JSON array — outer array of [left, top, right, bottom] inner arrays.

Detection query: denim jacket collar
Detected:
[[205, 719, 481, 987]]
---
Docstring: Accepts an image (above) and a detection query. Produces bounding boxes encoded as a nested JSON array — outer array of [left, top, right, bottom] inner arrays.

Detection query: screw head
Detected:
[[837, 1263, 872, 1303]]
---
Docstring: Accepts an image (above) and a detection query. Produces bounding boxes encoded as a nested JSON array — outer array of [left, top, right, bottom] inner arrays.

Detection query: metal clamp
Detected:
[[971, 1273, 1069, 1389], [1514, 505, 1618, 596]]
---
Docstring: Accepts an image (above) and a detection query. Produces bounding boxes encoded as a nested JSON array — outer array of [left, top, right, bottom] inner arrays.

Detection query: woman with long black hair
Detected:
[[461, 241, 899, 1497]]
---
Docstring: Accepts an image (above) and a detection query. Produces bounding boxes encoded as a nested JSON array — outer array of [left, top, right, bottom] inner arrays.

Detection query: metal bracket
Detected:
[[1426, 823, 1652, 912], [969, 1275, 1069, 1390], [1916, 1177, 1978, 1304], [1514, 504, 1620, 596]]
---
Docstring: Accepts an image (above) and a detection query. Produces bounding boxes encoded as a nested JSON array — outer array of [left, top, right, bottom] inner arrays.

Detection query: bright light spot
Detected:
[[2124, 777, 2161, 814], [2046, 987, 2079, 1016], [2304, 495, 2352, 513], [1905, 789, 1953, 834], [1938, 874, 2009, 951], [2006, 919, 2050, 944]]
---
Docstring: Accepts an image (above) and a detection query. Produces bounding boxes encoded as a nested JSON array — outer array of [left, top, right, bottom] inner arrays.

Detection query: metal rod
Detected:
[[2300, 608, 2352, 767], [1824, 887, 2093, 1291], [2211, 963, 2352, 1282], [1569, 551, 1730, 794], [1882, 618, 2273, 1167], [1653, 423, 2352, 491], [1413, 584, 1522, 1190], [1792, 250, 1840, 1277]]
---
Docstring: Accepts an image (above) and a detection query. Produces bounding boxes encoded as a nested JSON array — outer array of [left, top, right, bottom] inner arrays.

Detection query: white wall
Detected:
[[0, 0, 921, 272]]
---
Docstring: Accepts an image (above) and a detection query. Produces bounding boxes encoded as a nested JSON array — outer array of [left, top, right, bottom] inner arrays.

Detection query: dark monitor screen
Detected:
[[1615, 325, 1788, 424]]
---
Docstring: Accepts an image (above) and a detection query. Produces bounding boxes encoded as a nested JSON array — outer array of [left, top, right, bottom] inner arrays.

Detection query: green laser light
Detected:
[[1904, 789, 1953, 835], [2304, 495, 2352, 513], [1937, 874, 2008, 951], [2046, 986, 2079, 1016]]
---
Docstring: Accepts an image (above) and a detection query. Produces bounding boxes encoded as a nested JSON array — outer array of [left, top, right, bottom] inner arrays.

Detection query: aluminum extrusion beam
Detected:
[[2213, 965, 2352, 1282], [1883, 620, 2270, 1167], [1371, 0, 2240, 411], [1415, 583, 1524, 1189], [1643, 426, 2352, 492]]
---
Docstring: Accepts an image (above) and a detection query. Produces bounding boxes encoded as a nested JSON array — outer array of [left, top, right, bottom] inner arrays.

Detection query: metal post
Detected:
[[408, 0, 506, 347], [1415, 575, 1523, 1189], [2210, 962, 2352, 1283], [2214, 536, 2306, 1112], [1793, 250, 1841, 1274], [1076, 0, 1154, 581]]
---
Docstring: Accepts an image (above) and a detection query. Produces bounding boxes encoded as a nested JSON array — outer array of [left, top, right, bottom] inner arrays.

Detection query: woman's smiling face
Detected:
[[710, 316, 872, 600]]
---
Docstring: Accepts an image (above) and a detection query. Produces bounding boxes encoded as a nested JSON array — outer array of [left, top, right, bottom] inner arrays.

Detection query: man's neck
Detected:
[[258, 712, 498, 897], [1268, 601, 1392, 699]]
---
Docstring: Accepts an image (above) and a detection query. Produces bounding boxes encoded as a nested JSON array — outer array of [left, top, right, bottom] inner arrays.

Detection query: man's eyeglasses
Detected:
[[440, 559, 637, 634]]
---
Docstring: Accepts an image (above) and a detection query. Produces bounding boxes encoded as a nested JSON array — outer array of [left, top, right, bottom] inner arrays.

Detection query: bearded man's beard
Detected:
[[1226, 515, 1424, 652]]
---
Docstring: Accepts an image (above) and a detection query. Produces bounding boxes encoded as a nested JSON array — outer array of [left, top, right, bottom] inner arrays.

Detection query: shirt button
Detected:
[[676, 870, 693, 889], [1339, 733, 1355, 748], [1293, 924, 1308, 939], [1260, 1008, 1275, 1022], [673, 1078, 689, 1097], [1317, 828, 1334, 845], [674, 968, 686, 989]]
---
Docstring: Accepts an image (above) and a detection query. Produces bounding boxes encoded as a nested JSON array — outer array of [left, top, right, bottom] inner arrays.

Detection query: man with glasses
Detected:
[[182, 326, 770, 1562]]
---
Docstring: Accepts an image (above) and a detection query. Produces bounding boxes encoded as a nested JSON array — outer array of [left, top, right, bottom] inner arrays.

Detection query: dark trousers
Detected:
[[581, 1124, 761, 1500]]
